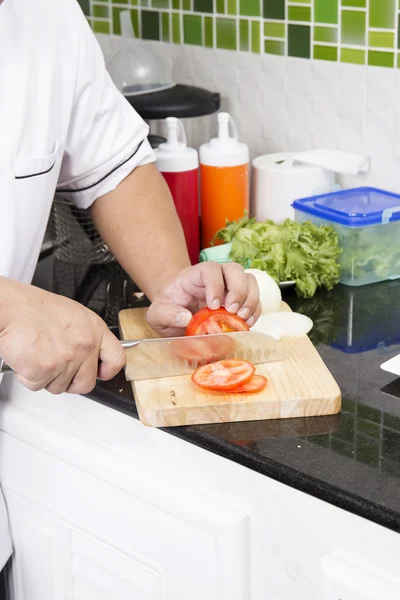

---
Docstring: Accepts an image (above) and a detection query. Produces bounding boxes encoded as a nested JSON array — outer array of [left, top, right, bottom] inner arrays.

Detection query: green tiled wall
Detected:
[[81, 0, 400, 68]]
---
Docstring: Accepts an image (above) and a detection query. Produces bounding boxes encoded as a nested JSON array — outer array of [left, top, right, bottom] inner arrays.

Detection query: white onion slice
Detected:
[[245, 268, 282, 313], [251, 311, 313, 339]]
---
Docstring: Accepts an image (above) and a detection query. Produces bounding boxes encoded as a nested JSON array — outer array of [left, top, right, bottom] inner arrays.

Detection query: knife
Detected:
[[0, 331, 284, 381]]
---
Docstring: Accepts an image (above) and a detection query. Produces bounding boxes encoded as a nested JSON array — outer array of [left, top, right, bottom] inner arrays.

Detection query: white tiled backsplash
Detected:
[[97, 33, 400, 194]]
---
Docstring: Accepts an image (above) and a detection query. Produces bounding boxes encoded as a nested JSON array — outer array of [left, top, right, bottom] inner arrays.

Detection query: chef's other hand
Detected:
[[146, 262, 261, 337], [0, 279, 125, 394]]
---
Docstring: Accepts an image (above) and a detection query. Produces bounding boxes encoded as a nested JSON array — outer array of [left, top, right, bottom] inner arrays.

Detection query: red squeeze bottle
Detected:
[[155, 117, 200, 265]]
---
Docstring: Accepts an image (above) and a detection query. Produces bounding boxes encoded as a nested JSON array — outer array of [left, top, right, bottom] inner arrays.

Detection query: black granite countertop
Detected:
[[33, 256, 400, 534]]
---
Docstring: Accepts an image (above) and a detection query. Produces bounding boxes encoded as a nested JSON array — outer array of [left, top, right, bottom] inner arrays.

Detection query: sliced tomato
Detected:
[[229, 375, 268, 394], [191, 359, 255, 391], [186, 307, 250, 336]]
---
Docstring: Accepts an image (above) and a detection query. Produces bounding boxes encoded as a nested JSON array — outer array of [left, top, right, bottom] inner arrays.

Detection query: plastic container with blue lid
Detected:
[[292, 187, 400, 287]]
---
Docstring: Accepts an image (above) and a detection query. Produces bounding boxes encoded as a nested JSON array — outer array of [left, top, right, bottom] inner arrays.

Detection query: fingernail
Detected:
[[176, 312, 192, 327], [227, 303, 240, 314], [247, 316, 255, 327], [210, 299, 220, 310], [238, 308, 250, 320]]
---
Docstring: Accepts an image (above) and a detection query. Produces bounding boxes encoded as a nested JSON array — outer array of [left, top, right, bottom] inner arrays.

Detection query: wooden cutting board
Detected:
[[118, 304, 341, 427]]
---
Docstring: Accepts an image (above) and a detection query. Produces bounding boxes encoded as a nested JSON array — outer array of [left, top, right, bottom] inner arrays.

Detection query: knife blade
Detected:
[[123, 330, 285, 381], [0, 331, 285, 382]]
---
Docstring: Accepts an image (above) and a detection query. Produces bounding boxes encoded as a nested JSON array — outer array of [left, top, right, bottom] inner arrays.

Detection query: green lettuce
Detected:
[[212, 217, 341, 298]]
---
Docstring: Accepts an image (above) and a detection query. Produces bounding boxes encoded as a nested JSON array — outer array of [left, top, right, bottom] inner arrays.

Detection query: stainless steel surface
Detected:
[[124, 330, 285, 381]]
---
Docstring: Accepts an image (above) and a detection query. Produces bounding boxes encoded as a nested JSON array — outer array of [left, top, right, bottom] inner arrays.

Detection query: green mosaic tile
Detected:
[[240, 19, 249, 51], [152, 0, 169, 8], [265, 39, 285, 55], [369, 30, 395, 48], [204, 15, 213, 47], [193, 0, 212, 12], [288, 6, 311, 22], [131, 8, 139, 34], [92, 3, 109, 18], [89, 0, 400, 70], [172, 11, 181, 42], [369, 0, 395, 29], [263, 0, 285, 20], [78, 0, 90, 14], [227, 0, 237, 16], [288, 24, 310, 58], [264, 22, 285, 38], [161, 11, 170, 41], [342, 0, 366, 6], [314, 45, 338, 61], [112, 7, 126, 34], [141, 9, 160, 39], [368, 49, 395, 67], [93, 19, 110, 33], [399, 14, 400, 49], [216, 17, 237, 49], [184, 14, 202, 44], [314, 26, 338, 43], [251, 20, 261, 52], [340, 47, 365, 63], [240, 0, 260, 17], [341, 10, 366, 45], [314, 0, 338, 24]]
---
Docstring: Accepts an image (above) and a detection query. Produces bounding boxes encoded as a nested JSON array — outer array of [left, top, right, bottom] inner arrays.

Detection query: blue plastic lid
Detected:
[[292, 187, 400, 227]]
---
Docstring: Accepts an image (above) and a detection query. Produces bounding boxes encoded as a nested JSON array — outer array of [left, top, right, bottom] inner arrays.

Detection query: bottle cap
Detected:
[[155, 117, 198, 172], [199, 112, 249, 168]]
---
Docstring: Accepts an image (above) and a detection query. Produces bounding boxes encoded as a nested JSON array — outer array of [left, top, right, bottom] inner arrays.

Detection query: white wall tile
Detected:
[[95, 34, 400, 194]]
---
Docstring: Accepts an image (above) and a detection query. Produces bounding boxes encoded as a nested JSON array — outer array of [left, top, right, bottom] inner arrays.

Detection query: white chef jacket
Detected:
[[0, 0, 156, 569]]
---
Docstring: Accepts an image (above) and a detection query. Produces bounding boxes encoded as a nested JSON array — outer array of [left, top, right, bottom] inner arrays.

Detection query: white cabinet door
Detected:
[[0, 429, 250, 600]]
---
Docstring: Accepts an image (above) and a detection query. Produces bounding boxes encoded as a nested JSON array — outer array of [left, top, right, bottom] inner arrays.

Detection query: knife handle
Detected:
[[0, 340, 140, 375]]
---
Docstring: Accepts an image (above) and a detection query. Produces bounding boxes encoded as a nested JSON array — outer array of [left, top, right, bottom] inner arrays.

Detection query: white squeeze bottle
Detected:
[[199, 112, 249, 248]]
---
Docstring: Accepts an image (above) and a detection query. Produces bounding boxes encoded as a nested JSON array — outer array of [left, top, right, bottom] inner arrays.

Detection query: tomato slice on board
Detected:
[[186, 307, 250, 336], [228, 375, 268, 394], [191, 359, 255, 391]]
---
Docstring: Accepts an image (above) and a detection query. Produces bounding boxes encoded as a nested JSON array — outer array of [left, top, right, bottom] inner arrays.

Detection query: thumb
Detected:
[[147, 302, 193, 336], [98, 328, 126, 381]]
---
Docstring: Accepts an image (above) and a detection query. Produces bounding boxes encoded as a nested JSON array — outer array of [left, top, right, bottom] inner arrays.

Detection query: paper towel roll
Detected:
[[251, 152, 336, 222]]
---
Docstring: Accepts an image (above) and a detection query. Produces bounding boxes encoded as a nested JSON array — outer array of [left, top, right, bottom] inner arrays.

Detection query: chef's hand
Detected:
[[146, 262, 261, 337], [0, 280, 125, 394]]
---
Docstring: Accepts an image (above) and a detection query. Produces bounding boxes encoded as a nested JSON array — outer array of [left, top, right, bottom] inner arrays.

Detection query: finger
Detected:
[[45, 360, 81, 395], [66, 353, 100, 395], [246, 300, 262, 328], [222, 263, 250, 314], [97, 328, 126, 381], [15, 361, 61, 392], [147, 302, 193, 337], [198, 263, 225, 309], [236, 273, 260, 321]]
